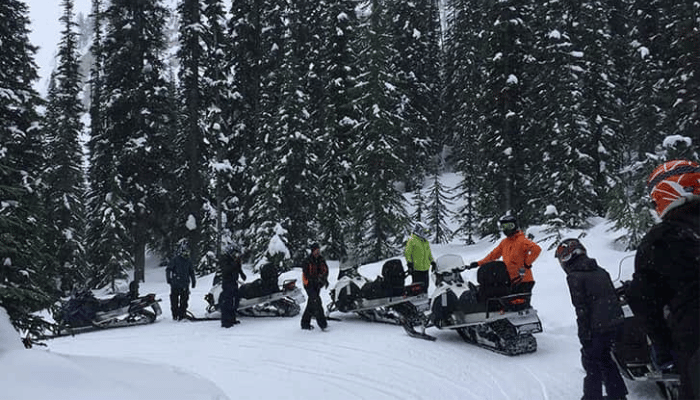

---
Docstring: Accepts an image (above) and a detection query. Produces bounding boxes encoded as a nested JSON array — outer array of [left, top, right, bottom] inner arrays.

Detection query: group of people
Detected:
[[165, 159, 699, 400]]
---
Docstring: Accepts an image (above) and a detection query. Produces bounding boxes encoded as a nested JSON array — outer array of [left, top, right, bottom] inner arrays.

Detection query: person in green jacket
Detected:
[[404, 222, 436, 293]]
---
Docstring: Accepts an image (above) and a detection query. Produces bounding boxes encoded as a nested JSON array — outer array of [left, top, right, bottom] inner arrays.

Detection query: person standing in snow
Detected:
[[404, 222, 435, 293], [301, 243, 329, 331], [166, 239, 196, 321], [627, 160, 700, 400], [469, 214, 541, 293], [218, 244, 246, 328], [556, 238, 628, 400]]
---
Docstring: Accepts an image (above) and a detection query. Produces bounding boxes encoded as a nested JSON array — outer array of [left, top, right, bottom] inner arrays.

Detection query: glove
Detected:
[[321, 277, 329, 289], [407, 262, 414, 273], [240, 271, 247, 281], [468, 262, 479, 270], [166, 278, 171, 285], [191, 281, 196, 289], [518, 268, 526, 277], [430, 261, 437, 272]]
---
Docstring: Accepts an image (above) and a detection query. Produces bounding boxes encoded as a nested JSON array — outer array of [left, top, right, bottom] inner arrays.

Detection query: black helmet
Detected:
[[177, 239, 190, 257], [225, 243, 240, 257], [498, 214, 517, 236], [310, 243, 320, 252], [555, 238, 587, 266]]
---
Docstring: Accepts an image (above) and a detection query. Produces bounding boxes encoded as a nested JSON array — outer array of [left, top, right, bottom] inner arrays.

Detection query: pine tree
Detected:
[[473, 0, 538, 235], [387, 0, 443, 190], [425, 160, 454, 244], [42, 0, 87, 294], [316, 0, 360, 262], [0, 0, 55, 335], [225, 0, 264, 253], [348, 0, 410, 262], [176, 0, 216, 272], [87, 0, 173, 287], [444, 0, 486, 244]]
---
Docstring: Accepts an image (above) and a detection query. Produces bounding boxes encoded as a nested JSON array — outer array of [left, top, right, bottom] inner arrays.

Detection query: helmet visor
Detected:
[[500, 222, 516, 231]]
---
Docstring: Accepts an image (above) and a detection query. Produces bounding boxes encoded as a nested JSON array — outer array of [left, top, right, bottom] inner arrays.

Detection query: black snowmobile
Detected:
[[49, 282, 162, 337], [403, 254, 542, 355], [198, 263, 305, 319], [326, 259, 430, 325], [611, 281, 681, 400]]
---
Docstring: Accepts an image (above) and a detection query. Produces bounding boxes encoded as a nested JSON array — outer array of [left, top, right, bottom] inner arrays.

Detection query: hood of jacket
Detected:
[[564, 254, 597, 274]]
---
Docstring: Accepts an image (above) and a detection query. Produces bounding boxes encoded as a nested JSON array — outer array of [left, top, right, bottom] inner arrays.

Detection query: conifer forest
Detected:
[[0, 0, 697, 333]]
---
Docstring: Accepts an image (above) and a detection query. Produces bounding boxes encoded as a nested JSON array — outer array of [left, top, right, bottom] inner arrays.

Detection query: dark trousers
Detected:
[[580, 331, 628, 400], [301, 287, 327, 329], [219, 281, 240, 327], [674, 341, 700, 400], [411, 270, 429, 293], [169, 287, 189, 320]]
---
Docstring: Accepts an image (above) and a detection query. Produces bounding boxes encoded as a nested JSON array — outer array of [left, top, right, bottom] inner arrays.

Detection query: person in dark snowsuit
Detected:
[[166, 240, 196, 321], [301, 243, 329, 330], [627, 160, 700, 400], [556, 238, 628, 400], [219, 244, 247, 328]]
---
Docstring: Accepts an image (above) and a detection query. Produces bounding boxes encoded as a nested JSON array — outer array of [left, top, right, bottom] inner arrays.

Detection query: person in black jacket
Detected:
[[166, 239, 196, 321], [301, 243, 329, 331], [219, 244, 247, 328], [627, 160, 700, 400], [556, 238, 628, 400]]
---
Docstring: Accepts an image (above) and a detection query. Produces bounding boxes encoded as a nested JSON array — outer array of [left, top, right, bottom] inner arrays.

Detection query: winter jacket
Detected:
[[404, 234, 434, 272], [302, 255, 329, 292], [166, 255, 196, 290], [477, 231, 541, 283], [628, 199, 700, 354], [564, 254, 624, 342], [220, 253, 246, 286]]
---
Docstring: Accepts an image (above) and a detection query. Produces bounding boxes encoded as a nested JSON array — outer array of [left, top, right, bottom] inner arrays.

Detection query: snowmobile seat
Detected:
[[360, 278, 387, 299], [476, 261, 511, 304], [381, 259, 406, 296]]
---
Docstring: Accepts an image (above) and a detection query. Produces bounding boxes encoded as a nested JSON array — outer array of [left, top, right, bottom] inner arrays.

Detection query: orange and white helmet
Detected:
[[647, 160, 700, 217]]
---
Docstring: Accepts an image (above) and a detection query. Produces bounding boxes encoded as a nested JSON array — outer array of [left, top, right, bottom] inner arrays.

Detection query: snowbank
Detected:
[[0, 307, 229, 400]]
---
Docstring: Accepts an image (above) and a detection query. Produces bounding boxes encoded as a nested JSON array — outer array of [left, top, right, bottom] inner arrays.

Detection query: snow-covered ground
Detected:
[[0, 173, 668, 400], [0, 218, 669, 399]]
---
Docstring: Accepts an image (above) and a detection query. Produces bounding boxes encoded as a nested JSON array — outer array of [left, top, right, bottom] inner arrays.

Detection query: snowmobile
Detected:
[[49, 282, 162, 337], [197, 264, 305, 320], [403, 254, 543, 356], [326, 259, 430, 326], [611, 281, 680, 400]]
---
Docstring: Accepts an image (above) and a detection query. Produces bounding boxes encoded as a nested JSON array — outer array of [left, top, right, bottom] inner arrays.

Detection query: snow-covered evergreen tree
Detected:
[[41, 0, 87, 294], [0, 0, 55, 335], [348, 0, 410, 262]]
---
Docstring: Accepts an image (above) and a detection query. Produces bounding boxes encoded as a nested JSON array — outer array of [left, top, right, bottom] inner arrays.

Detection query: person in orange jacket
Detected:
[[469, 214, 541, 293]]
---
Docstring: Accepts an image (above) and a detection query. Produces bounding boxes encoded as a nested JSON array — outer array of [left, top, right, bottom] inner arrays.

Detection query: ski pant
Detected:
[[673, 337, 700, 400], [219, 281, 240, 327], [580, 331, 627, 400], [411, 270, 429, 293], [169, 287, 189, 320], [301, 287, 327, 329]]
